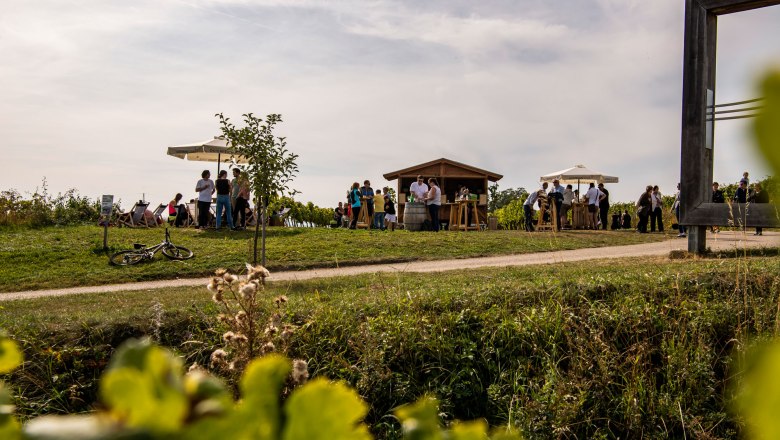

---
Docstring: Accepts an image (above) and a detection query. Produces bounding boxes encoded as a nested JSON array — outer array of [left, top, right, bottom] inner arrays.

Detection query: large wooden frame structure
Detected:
[[681, 0, 780, 253]]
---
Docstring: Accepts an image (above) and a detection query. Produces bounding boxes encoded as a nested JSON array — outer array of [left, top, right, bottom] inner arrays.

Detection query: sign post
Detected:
[[101, 195, 114, 251]]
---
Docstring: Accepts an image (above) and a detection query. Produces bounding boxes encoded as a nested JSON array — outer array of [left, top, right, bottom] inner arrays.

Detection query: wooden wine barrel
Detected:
[[404, 203, 427, 231]]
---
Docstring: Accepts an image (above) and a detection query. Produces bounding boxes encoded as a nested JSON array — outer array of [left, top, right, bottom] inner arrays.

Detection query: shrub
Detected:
[[0, 179, 101, 228]]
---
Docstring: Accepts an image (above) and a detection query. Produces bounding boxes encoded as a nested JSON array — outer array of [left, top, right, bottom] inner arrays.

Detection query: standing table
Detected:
[[452, 199, 480, 231]]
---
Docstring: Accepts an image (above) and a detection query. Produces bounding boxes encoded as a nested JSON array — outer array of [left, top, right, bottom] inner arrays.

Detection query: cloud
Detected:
[[0, 0, 777, 210]]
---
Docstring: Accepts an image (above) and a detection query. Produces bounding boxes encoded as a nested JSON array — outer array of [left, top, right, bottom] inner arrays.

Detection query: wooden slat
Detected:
[[681, 203, 779, 227]]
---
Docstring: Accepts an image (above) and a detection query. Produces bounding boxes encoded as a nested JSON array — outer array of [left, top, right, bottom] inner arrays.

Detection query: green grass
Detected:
[[0, 225, 667, 292], [2, 251, 779, 438]]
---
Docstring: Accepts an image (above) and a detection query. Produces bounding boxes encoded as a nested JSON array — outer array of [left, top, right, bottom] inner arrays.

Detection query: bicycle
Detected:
[[109, 228, 194, 265]]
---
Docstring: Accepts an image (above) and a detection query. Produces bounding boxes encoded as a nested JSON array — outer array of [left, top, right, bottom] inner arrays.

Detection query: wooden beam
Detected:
[[699, 0, 780, 14], [683, 204, 780, 227]]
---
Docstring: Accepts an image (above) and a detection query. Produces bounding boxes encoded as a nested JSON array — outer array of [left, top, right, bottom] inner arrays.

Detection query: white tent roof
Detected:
[[540, 164, 619, 184], [166, 136, 248, 163]]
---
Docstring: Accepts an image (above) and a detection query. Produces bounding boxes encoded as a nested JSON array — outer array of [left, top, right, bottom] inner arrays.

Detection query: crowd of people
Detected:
[[508, 170, 770, 236], [522, 180, 612, 232], [334, 180, 399, 231], [165, 168, 252, 231], [172, 168, 770, 235]]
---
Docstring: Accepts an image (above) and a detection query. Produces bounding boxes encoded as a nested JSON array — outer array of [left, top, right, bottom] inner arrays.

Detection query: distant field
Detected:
[[0, 225, 669, 292]]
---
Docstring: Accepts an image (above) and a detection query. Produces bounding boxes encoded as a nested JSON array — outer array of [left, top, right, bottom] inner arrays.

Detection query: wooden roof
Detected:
[[382, 158, 503, 181]]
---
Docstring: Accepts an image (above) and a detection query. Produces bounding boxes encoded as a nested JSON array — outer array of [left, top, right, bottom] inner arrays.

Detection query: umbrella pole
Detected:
[[217, 153, 221, 174], [577, 180, 580, 201]]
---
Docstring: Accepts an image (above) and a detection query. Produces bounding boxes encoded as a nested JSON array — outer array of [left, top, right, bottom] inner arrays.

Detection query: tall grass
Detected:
[[2, 253, 778, 438]]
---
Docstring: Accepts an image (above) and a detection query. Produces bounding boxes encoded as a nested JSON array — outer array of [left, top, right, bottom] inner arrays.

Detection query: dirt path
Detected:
[[2, 231, 777, 302]]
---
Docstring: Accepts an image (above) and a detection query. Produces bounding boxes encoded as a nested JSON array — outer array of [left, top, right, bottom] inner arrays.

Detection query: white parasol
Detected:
[[166, 136, 247, 173], [540, 164, 619, 195]]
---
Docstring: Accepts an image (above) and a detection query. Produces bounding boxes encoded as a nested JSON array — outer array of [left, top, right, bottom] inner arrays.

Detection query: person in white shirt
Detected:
[[650, 185, 664, 232], [585, 183, 604, 230], [195, 170, 215, 229], [424, 177, 442, 232], [409, 175, 428, 203], [523, 183, 548, 232], [561, 184, 574, 228]]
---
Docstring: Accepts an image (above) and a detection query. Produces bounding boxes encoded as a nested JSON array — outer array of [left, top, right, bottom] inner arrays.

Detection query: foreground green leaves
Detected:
[[2, 337, 522, 439], [754, 70, 780, 175], [0, 336, 21, 440]]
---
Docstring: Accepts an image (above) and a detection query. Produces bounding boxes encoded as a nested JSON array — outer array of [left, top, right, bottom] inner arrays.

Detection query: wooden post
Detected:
[[679, 0, 780, 253]]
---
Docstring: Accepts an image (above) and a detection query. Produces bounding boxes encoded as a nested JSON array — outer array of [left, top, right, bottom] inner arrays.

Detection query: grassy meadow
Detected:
[[0, 225, 667, 292], [2, 250, 779, 438]]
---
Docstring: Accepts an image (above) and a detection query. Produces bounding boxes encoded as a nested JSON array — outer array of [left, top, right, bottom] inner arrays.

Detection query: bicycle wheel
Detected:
[[162, 245, 194, 260], [110, 250, 145, 266]]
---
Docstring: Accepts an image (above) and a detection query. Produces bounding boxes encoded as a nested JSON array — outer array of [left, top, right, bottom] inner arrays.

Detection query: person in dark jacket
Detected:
[[711, 182, 724, 233], [598, 183, 610, 231], [636, 185, 653, 233], [734, 181, 748, 203], [621, 210, 632, 229], [752, 183, 769, 235], [360, 180, 374, 228]]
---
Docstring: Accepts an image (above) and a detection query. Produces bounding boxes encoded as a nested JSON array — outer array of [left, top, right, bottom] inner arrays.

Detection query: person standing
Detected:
[[523, 189, 541, 232], [636, 185, 653, 233], [734, 180, 749, 203], [672, 183, 686, 237], [597, 183, 610, 230], [551, 180, 564, 226], [740, 171, 750, 187], [711, 182, 724, 233], [349, 182, 362, 229], [650, 185, 664, 232], [215, 170, 234, 231], [373, 189, 385, 230], [383, 188, 397, 232], [410, 175, 428, 203], [425, 178, 442, 232], [232, 171, 250, 230], [752, 182, 769, 235], [195, 170, 215, 229], [561, 184, 574, 229], [585, 183, 602, 230], [360, 180, 374, 228]]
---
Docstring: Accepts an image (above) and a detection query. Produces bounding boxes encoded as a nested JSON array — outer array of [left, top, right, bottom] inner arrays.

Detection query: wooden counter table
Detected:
[[451, 199, 480, 231], [571, 202, 589, 229]]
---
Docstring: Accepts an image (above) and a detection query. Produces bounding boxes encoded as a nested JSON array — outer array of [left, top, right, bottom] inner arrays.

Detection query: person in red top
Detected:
[[167, 193, 187, 227]]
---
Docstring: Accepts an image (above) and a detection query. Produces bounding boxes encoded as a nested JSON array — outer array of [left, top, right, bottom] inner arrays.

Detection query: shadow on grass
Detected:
[[192, 227, 310, 240], [669, 246, 780, 260]]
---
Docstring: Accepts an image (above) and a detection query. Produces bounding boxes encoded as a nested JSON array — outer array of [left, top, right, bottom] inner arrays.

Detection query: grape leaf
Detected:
[[99, 339, 187, 433], [395, 397, 443, 440], [735, 341, 780, 440], [236, 354, 291, 440], [0, 338, 22, 374], [754, 70, 780, 175], [282, 378, 370, 440]]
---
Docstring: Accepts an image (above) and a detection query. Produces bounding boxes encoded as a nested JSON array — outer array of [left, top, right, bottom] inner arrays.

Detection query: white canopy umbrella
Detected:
[[166, 136, 248, 173], [540, 164, 619, 195]]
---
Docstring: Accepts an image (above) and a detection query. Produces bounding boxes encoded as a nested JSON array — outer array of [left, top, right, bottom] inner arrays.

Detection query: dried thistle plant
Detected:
[[206, 264, 308, 385]]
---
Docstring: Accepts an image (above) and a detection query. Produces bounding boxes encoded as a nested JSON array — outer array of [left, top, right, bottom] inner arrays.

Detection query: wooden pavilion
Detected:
[[383, 158, 503, 229]]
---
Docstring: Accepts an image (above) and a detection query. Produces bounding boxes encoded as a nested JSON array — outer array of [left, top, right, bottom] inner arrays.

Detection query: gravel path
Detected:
[[2, 231, 777, 302]]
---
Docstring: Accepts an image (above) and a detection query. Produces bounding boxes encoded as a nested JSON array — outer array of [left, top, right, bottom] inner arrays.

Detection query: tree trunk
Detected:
[[253, 197, 260, 265], [261, 197, 267, 267]]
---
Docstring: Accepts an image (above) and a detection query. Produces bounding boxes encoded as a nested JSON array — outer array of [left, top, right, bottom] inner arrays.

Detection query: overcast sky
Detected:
[[1, 0, 778, 209]]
